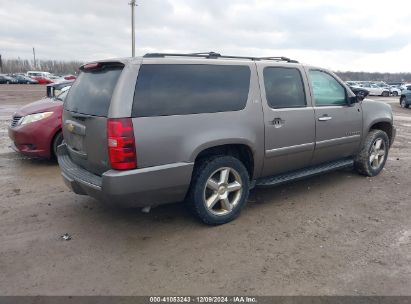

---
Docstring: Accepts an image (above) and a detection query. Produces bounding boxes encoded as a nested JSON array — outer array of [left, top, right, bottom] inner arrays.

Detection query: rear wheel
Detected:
[[382, 91, 389, 97], [52, 131, 63, 159], [186, 155, 250, 225], [392, 91, 398, 96], [354, 130, 389, 177]]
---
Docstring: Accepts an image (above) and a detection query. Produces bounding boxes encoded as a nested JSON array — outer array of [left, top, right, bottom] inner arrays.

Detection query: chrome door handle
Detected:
[[318, 116, 332, 121]]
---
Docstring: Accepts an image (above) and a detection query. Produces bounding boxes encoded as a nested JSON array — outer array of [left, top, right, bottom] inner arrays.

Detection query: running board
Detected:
[[255, 158, 354, 188]]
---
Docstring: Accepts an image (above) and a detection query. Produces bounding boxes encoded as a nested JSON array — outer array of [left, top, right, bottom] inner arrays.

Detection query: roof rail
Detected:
[[143, 52, 298, 63]]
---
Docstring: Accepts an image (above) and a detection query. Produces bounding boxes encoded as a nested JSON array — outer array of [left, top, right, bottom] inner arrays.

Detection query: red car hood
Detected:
[[16, 98, 63, 116]]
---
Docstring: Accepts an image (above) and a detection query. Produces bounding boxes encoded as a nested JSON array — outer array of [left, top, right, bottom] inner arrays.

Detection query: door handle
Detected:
[[270, 118, 284, 128], [318, 116, 332, 121]]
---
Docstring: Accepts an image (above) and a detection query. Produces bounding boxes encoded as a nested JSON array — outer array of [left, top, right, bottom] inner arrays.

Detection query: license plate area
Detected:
[[70, 133, 84, 152]]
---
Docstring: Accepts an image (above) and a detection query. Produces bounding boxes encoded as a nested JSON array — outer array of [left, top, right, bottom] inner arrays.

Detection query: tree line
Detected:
[[0, 59, 83, 75], [334, 71, 411, 83], [1, 58, 411, 82]]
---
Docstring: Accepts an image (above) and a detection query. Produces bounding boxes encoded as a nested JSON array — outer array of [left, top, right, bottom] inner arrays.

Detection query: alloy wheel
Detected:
[[369, 138, 386, 170], [203, 167, 243, 216]]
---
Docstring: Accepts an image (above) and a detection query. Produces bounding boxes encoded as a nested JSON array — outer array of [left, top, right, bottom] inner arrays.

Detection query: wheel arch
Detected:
[[369, 121, 393, 145], [193, 143, 255, 180], [50, 128, 63, 158]]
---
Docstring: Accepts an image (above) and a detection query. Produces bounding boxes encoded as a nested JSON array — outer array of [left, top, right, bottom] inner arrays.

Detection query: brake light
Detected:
[[82, 62, 100, 70], [107, 118, 137, 170]]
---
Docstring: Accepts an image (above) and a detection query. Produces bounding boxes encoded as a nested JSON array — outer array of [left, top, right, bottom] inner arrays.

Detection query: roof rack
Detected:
[[143, 52, 299, 63]]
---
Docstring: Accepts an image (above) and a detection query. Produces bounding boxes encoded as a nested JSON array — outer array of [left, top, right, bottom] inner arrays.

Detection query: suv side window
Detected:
[[263, 67, 306, 108], [132, 64, 250, 117], [309, 70, 346, 106]]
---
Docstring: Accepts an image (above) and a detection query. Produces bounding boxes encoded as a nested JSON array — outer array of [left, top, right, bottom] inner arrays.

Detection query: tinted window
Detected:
[[309, 70, 346, 106], [132, 64, 250, 117], [65, 66, 123, 116], [263, 67, 306, 108]]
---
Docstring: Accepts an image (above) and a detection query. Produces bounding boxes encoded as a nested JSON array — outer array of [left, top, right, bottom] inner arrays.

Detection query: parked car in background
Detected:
[[27, 71, 52, 78], [31, 75, 53, 84], [400, 85, 411, 109], [0, 74, 18, 84], [400, 83, 411, 91], [13, 75, 39, 84], [57, 53, 395, 225], [8, 86, 70, 159], [348, 85, 369, 99], [390, 85, 401, 96], [358, 83, 390, 96], [63, 75, 76, 80]]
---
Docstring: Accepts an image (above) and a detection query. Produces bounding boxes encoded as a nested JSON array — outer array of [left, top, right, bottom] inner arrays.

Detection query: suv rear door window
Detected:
[[132, 64, 251, 117], [309, 70, 347, 106], [263, 67, 306, 108], [64, 65, 123, 117]]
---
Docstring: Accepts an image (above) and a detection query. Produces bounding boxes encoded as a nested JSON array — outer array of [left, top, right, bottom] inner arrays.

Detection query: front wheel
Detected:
[[186, 155, 250, 225], [382, 91, 389, 97], [354, 130, 389, 177], [392, 91, 398, 97]]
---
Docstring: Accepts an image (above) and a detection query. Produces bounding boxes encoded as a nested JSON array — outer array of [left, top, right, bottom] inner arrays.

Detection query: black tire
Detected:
[[51, 131, 63, 159], [354, 130, 389, 177], [400, 97, 409, 108], [382, 91, 389, 97], [186, 155, 250, 225], [392, 91, 398, 96]]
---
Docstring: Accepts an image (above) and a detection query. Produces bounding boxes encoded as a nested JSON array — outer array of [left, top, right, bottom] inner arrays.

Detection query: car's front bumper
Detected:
[[8, 124, 51, 158], [57, 144, 194, 207]]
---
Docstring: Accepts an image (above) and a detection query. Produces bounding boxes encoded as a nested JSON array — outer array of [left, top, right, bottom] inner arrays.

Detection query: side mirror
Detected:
[[349, 95, 362, 104]]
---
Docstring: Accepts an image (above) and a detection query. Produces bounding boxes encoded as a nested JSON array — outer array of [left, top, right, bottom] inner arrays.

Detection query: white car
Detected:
[[390, 86, 401, 96], [357, 83, 390, 96]]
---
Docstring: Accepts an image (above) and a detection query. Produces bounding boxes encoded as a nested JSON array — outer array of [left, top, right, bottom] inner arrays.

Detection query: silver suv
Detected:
[[58, 52, 396, 225]]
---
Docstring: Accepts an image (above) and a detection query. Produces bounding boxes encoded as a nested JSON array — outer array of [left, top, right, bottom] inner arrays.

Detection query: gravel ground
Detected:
[[0, 85, 410, 296]]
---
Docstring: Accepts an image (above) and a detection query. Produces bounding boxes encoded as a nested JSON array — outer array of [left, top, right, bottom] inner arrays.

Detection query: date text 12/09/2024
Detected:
[[149, 296, 257, 303]]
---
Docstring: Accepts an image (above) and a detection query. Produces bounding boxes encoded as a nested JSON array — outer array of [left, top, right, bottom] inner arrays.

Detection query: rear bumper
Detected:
[[57, 144, 194, 207]]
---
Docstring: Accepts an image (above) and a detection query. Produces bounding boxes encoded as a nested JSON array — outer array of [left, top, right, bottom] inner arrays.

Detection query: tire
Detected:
[[392, 91, 398, 97], [354, 130, 389, 177], [186, 155, 250, 225], [400, 97, 409, 108], [51, 131, 63, 159], [382, 91, 389, 97]]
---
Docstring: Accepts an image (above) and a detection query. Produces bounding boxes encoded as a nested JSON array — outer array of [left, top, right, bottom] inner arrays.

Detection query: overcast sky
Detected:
[[1, 0, 410, 72]]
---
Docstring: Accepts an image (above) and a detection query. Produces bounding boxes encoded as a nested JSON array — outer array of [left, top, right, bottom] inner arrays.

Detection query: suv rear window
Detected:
[[132, 64, 251, 117], [64, 65, 123, 116]]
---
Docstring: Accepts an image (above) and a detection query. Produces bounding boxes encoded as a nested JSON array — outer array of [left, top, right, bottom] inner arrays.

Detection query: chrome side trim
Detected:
[[316, 135, 361, 149], [265, 142, 314, 158]]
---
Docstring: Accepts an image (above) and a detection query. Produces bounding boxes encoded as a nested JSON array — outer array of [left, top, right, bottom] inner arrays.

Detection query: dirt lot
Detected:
[[0, 84, 410, 296]]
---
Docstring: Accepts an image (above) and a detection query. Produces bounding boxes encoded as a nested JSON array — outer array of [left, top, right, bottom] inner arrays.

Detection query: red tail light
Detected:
[[107, 118, 137, 170]]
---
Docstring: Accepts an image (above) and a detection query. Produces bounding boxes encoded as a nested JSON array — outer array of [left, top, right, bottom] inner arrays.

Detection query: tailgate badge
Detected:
[[67, 123, 75, 133]]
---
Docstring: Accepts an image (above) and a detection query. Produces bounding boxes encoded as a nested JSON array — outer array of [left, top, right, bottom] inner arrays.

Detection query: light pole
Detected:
[[129, 0, 138, 57], [33, 47, 36, 68]]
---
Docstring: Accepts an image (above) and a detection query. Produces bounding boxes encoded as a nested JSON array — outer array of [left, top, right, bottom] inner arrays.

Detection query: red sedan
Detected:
[[8, 88, 69, 159], [31, 76, 54, 84]]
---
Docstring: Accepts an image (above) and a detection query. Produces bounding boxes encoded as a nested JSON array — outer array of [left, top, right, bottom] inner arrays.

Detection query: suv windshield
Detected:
[[64, 65, 123, 116]]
